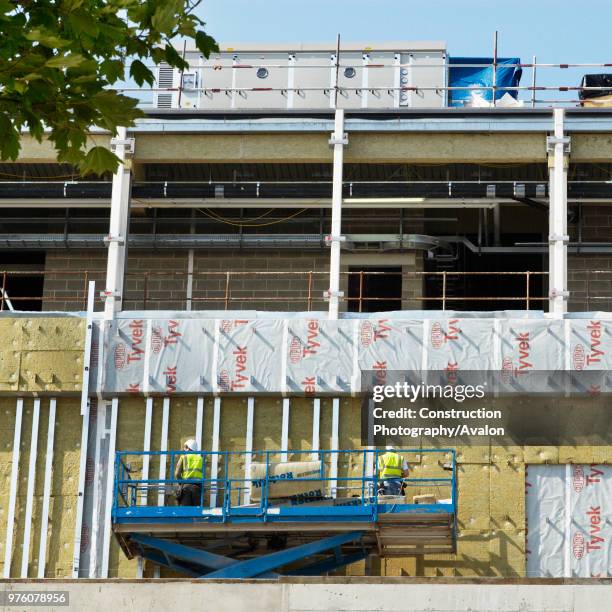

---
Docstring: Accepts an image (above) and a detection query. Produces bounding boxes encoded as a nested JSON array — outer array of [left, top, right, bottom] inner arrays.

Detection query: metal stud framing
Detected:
[[209, 397, 221, 507], [3, 398, 23, 578], [330, 398, 340, 498], [137, 397, 153, 578], [281, 398, 290, 462], [38, 398, 56, 578], [244, 397, 255, 504], [101, 398, 119, 578], [311, 398, 321, 460], [21, 398, 41, 577]]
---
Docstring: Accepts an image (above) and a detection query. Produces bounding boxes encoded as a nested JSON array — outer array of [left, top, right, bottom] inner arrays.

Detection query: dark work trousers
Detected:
[[178, 483, 202, 506]]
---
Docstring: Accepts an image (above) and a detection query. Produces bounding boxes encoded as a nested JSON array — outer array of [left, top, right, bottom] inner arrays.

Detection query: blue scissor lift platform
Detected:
[[112, 449, 456, 578]]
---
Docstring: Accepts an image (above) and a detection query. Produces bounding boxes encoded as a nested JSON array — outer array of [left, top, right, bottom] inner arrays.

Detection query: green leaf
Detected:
[[129, 59, 154, 87], [101, 59, 125, 83], [164, 44, 187, 70], [25, 29, 71, 49], [46, 54, 87, 69], [195, 31, 218, 57], [80, 146, 119, 174], [151, 1, 180, 32], [68, 11, 100, 38], [0, 113, 19, 160], [0, 0, 13, 16]]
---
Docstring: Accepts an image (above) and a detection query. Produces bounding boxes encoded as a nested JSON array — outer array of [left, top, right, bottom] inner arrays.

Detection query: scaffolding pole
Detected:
[[327, 109, 347, 319], [548, 108, 570, 315]]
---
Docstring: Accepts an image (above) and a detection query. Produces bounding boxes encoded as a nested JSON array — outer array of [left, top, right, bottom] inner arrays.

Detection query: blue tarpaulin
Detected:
[[448, 57, 522, 106]]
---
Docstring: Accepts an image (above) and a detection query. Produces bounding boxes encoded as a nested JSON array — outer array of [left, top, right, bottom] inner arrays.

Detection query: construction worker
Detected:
[[377, 444, 409, 496], [174, 438, 203, 506]]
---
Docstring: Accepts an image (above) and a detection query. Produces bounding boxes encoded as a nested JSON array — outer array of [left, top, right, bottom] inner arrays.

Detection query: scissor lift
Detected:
[[112, 449, 456, 578]]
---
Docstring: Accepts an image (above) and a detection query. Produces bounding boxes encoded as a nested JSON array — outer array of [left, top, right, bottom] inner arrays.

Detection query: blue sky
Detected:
[[202, 0, 607, 60], [201, 0, 611, 98]]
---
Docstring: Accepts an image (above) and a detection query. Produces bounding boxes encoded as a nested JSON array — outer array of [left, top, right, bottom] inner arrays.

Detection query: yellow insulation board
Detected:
[[0, 318, 85, 393], [2, 393, 612, 578]]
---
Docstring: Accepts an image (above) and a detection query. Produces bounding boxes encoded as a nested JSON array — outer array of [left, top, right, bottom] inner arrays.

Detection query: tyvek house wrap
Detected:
[[527, 464, 612, 577], [93, 316, 612, 395]]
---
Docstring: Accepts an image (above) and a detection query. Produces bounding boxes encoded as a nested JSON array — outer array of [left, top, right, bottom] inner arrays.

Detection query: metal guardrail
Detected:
[[118, 57, 612, 108], [0, 269, 548, 312], [112, 448, 456, 523]]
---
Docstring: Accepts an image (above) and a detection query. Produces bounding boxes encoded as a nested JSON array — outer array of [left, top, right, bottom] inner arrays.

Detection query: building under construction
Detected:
[[2, 41, 612, 598]]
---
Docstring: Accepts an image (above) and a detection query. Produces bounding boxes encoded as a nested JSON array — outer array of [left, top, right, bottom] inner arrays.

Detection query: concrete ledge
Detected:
[[2, 578, 612, 612]]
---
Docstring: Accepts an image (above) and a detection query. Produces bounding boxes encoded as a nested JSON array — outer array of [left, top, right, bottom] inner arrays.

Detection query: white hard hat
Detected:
[[185, 439, 198, 451], [385, 444, 396, 451]]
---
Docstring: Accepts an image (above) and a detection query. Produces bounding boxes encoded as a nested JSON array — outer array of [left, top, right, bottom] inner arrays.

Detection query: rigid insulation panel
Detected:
[[0, 399, 17, 576], [45, 398, 81, 578], [526, 464, 612, 577]]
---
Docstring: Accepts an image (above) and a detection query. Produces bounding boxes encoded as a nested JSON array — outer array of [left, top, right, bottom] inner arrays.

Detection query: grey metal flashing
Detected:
[[132, 108, 612, 134]]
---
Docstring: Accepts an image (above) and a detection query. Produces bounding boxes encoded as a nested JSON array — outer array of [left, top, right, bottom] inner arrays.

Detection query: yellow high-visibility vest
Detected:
[[378, 452, 403, 479], [181, 454, 203, 480]]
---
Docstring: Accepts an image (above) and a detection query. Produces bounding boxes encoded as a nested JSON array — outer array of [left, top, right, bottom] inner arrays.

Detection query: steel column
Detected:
[[548, 108, 570, 314], [103, 127, 133, 318], [327, 109, 347, 319]]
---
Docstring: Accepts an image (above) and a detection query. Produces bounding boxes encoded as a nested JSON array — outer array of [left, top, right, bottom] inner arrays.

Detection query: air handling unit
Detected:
[[153, 41, 447, 110]]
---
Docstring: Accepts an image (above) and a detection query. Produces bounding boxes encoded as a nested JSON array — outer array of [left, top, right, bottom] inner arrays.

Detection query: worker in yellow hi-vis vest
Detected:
[[377, 444, 409, 496], [174, 439, 203, 506]]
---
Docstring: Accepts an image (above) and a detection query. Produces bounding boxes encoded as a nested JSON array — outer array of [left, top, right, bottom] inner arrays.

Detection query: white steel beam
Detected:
[[327, 109, 347, 319], [243, 397, 255, 504], [311, 398, 321, 460], [101, 398, 118, 578], [3, 398, 23, 578], [37, 398, 56, 578], [209, 397, 221, 507], [21, 398, 41, 578], [330, 398, 340, 498], [136, 397, 153, 578], [103, 127, 133, 318], [80, 281, 96, 415], [548, 108, 570, 315], [281, 398, 290, 462]]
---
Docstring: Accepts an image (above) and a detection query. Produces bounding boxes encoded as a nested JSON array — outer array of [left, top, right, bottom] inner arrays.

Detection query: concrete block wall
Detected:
[[42, 249, 424, 312], [569, 205, 612, 311]]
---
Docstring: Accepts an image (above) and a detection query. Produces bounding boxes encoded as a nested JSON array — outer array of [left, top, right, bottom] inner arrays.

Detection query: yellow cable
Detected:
[[197, 207, 309, 227]]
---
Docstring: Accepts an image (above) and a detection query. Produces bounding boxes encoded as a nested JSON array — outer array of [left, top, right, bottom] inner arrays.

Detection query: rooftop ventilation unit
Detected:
[[152, 42, 447, 111]]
